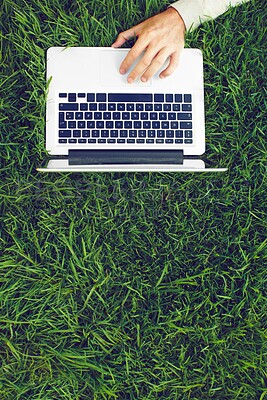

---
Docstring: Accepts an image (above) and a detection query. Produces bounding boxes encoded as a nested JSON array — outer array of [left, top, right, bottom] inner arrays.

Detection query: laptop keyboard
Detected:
[[58, 93, 193, 145]]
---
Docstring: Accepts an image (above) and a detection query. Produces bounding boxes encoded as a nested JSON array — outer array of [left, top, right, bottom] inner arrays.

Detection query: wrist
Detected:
[[165, 7, 186, 32]]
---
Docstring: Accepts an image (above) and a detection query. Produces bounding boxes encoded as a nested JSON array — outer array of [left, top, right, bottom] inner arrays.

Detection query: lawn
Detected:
[[0, 0, 266, 399]]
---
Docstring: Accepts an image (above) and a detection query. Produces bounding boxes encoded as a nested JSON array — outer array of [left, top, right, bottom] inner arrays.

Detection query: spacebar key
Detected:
[[108, 93, 153, 102]]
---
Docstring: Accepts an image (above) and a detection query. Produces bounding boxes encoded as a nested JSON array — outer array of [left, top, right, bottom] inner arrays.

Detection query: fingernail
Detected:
[[141, 77, 147, 82], [128, 77, 133, 84], [120, 68, 126, 74]]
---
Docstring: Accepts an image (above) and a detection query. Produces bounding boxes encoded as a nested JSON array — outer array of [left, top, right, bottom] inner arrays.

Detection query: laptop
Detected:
[[37, 47, 227, 172]]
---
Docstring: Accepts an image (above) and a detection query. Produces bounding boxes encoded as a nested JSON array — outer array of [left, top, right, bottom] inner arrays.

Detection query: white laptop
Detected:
[[37, 47, 227, 172]]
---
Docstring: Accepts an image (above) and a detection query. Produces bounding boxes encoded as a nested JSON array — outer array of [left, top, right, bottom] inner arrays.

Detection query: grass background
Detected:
[[0, 0, 267, 398]]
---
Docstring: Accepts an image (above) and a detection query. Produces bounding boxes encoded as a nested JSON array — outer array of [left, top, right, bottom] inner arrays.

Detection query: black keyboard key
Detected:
[[129, 130, 137, 137], [78, 93, 86, 98], [101, 130, 109, 137], [150, 112, 158, 120], [87, 121, 95, 129], [115, 121, 123, 128], [138, 130, 146, 138], [94, 112, 102, 120], [68, 93, 76, 102], [141, 112, 148, 120], [73, 130, 81, 137], [173, 104, 180, 111], [146, 139, 154, 143], [165, 139, 174, 143], [59, 121, 67, 129], [127, 103, 134, 111], [89, 103, 97, 111], [107, 139, 116, 143], [59, 139, 67, 143], [59, 103, 78, 111], [98, 139, 106, 143], [120, 130, 128, 137], [88, 139, 96, 143], [117, 139, 126, 143], [96, 121, 104, 129], [156, 139, 164, 144], [136, 104, 144, 111], [134, 121, 141, 129], [175, 139, 183, 144], [99, 103, 107, 111], [154, 94, 164, 102], [166, 94, 173, 102], [154, 104, 162, 111], [164, 104, 171, 111], [127, 139, 135, 144], [157, 130, 165, 138], [80, 103, 88, 111], [59, 130, 71, 137], [75, 112, 83, 120], [182, 104, 192, 111], [78, 139, 87, 143], [168, 113, 176, 120], [180, 122, 192, 129], [178, 113, 192, 120], [143, 121, 151, 129], [185, 139, 193, 144], [122, 112, 130, 120], [109, 93, 153, 102], [106, 121, 114, 128], [92, 130, 100, 137], [87, 93, 95, 102], [175, 94, 182, 102], [103, 112, 111, 120], [59, 112, 65, 121], [161, 121, 169, 129], [96, 93, 106, 102], [148, 130, 156, 138], [184, 94, 192, 102], [124, 121, 132, 129], [175, 130, 183, 137], [171, 122, 179, 129], [110, 130, 118, 137], [145, 104, 153, 111], [66, 112, 74, 120], [59, 93, 67, 98], [78, 121, 85, 129], [131, 112, 139, 120], [68, 139, 77, 143], [185, 130, 193, 138], [68, 121, 76, 128], [117, 103, 125, 111], [108, 103, 116, 111], [159, 113, 167, 120], [166, 130, 174, 138], [137, 139, 145, 143], [113, 112, 121, 120], [82, 130, 90, 137], [85, 112, 93, 119], [152, 121, 160, 129]]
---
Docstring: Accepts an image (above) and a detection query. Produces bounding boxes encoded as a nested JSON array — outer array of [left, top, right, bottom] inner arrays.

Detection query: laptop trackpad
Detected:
[[100, 49, 151, 87]]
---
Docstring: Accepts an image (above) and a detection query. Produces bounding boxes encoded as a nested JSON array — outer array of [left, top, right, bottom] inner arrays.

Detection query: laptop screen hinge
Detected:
[[68, 149, 184, 165]]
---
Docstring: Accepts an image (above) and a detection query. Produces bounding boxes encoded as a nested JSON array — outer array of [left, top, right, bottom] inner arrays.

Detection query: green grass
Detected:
[[0, 0, 267, 398]]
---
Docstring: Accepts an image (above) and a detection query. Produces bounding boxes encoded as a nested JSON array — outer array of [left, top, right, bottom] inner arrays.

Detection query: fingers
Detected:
[[159, 51, 181, 79], [121, 41, 154, 81]]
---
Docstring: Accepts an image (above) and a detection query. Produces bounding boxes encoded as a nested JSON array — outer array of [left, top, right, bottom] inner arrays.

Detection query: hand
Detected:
[[111, 8, 186, 83]]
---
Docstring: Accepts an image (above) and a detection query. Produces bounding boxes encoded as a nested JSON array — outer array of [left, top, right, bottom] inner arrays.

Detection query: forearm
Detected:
[[170, 0, 250, 31]]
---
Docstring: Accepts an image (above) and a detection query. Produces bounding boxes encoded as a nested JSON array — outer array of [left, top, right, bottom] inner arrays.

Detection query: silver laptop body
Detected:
[[37, 47, 226, 172]]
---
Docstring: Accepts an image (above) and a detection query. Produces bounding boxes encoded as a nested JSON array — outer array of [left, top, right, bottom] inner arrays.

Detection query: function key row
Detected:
[[59, 93, 192, 103]]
